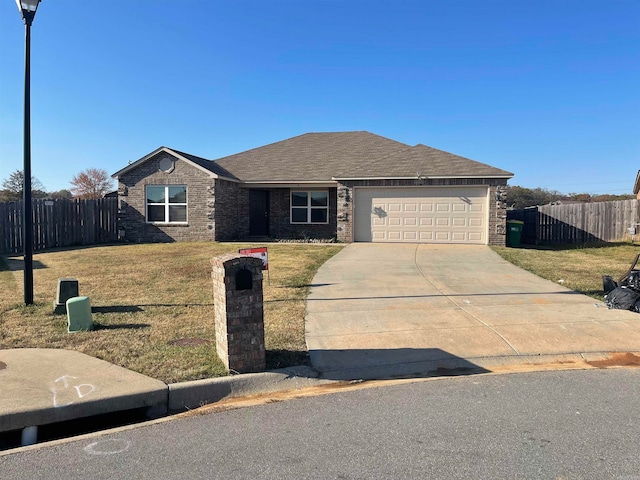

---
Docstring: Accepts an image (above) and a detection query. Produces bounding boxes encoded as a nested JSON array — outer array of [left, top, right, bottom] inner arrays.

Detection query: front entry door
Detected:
[[249, 190, 270, 236]]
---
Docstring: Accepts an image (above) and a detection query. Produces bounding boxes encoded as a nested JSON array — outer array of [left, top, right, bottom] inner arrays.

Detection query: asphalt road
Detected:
[[1, 368, 639, 479]]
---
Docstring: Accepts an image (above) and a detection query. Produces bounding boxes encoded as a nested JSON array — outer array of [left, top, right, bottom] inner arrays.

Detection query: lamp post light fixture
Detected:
[[16, 0, 42, 305]]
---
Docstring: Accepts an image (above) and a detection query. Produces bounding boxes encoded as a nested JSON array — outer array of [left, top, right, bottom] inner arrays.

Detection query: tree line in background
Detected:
[[505, 186, 635, 210], [0, 168, 114, 202]]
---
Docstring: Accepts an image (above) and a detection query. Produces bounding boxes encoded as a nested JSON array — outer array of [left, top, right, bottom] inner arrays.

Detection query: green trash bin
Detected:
[[506, 220, 524, 247]]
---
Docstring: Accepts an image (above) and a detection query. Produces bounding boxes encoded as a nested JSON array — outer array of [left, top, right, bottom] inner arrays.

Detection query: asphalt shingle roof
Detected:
[[114, 132, 513, 182], [214, 132, 410, 182], [335, 143, 514, 179], [213, 131, 512, 182], [169, 148, 238, 180]]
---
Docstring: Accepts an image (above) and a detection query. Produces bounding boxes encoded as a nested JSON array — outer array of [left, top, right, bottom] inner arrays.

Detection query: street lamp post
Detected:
[[16, 0, 41, 305]]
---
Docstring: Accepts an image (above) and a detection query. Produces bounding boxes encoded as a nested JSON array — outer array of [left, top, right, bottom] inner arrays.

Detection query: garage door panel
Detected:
[[420, 203, 434, 212], [355, 187, 488, 244]]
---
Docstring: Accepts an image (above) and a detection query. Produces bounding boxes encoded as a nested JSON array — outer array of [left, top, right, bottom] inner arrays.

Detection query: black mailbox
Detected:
[[235, 268, 253, 291]]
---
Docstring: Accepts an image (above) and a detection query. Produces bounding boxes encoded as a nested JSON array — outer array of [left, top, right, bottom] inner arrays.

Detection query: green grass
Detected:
[[0, 242, 343, 383], [491, 243, 639, 301]]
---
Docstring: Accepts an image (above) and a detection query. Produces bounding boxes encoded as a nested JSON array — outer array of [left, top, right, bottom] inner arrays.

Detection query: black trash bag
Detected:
[[602, 275, 617, 294], [604, 286, 640, 311]]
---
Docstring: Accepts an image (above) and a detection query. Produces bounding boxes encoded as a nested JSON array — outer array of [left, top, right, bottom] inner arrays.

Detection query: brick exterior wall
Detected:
[[266, 188, 337, 240], [118, 152, 222, 243], [213, 178, 241, 240], [216, 187, 337, 241], [336, 179, 508, 246], [117, 152, 507, 245]]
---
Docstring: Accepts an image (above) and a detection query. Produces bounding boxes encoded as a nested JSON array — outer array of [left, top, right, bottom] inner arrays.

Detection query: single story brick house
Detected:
[[112, 131, 514, 245]]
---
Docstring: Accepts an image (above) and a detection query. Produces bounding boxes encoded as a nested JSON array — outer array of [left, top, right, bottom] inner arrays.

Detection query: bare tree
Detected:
[[70, 168, 114, 199]]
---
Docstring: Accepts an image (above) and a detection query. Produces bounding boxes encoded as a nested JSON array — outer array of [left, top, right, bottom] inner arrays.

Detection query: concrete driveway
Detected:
[[305, 244, 640, 379]]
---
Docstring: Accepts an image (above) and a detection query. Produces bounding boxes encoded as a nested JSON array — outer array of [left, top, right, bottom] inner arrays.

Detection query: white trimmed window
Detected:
[[146, 185, 187, 223], [291, 190, 328, 224]]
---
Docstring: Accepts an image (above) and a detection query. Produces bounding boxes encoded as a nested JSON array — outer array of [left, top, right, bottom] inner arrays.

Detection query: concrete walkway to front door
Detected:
[[305, 244, 640, 380]]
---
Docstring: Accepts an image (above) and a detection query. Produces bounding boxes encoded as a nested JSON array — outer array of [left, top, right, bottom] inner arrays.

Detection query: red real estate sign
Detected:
[[238, 247, 269, 270]]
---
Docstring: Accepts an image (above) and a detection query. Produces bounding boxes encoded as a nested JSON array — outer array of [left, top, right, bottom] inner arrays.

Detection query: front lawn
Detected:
[[0, 242, 343, 383], [491, 243, 639, 301]]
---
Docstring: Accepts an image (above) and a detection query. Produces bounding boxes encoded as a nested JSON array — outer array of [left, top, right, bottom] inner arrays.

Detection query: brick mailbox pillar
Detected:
[[211, 254, 265, 373]]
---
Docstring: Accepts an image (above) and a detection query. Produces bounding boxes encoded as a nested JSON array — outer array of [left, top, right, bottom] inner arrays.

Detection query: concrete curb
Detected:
[[167, 366, 337, 412], [166, 351, 640, 411], [281, 351, 640, 382]]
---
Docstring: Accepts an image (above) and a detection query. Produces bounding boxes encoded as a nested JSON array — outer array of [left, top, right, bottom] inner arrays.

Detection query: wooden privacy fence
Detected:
[[508, 199, 640, 245], [0, 198, 119, 254]]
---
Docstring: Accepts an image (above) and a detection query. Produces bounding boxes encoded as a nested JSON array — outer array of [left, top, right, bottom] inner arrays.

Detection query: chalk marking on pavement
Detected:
[[51, 375, 96, 407], [83, 439, 131, 456]]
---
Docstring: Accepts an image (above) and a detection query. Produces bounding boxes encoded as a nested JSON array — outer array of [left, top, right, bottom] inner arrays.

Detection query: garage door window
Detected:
[[291, 191, 328, 224]]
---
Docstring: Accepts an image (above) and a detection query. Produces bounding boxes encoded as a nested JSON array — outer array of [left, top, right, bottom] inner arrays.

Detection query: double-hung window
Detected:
[[146, 185, 187, 223], [291, 190, 328, 224]]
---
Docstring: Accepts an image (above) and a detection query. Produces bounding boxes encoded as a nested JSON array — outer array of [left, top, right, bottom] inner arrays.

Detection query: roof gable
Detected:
[[112, 147, 238, 181]]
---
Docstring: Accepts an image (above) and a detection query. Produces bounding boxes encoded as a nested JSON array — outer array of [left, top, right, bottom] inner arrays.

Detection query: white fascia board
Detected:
[[332, 176, 421, 181], [332, 175, 513, 181], [425, 174, 514, 179]]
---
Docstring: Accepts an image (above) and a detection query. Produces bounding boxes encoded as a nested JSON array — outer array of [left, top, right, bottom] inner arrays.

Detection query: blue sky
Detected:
[[1, 0, 638, 195]]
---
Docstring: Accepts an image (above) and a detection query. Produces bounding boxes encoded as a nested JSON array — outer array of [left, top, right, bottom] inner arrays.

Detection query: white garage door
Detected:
[[354, 186, 488, 244]]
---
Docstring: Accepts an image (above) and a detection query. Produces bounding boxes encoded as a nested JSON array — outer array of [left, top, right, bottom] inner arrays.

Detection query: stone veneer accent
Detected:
[[336, 179, 508, 246], [211, 254, 265, 373]]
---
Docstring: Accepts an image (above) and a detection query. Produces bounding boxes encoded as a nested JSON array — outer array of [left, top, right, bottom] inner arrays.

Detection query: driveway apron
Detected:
[[305, 244, 640, 379]]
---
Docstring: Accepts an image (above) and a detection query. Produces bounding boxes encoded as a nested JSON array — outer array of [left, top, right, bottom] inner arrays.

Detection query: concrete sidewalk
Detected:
[[306, 244, 640, 379], [0, 348, 332, 447]]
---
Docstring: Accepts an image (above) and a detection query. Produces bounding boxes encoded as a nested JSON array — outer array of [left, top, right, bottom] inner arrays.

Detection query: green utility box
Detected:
[[506, 220, 524, 247], [66, 296, 94, 332]]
